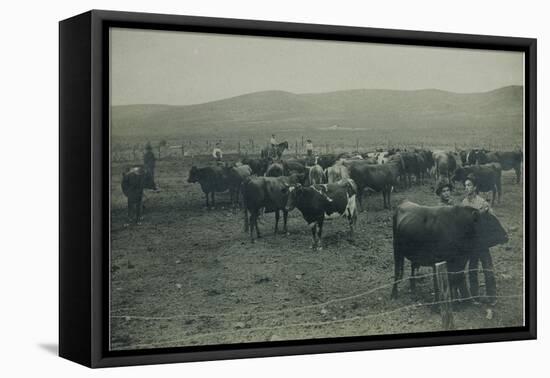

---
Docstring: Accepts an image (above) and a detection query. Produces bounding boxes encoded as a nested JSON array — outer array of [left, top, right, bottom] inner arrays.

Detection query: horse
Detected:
[[261, 141, 289, 160]]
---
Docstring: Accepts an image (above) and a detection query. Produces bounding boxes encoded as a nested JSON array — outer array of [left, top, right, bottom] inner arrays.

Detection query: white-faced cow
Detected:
[[285, 179, 358, 251], [391, 201, 508, 301]]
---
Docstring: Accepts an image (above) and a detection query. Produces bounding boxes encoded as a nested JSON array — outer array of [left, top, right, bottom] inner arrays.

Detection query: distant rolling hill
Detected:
[[111, 86, 523, 138]]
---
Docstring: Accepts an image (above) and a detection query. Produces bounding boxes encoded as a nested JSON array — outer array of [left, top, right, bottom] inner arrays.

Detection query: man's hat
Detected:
[[435, 178, 453, 196], [145, 142, 152, 150]]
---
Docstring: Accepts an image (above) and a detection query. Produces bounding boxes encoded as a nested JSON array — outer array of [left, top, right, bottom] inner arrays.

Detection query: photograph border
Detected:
[[59, 9, 536, 368]]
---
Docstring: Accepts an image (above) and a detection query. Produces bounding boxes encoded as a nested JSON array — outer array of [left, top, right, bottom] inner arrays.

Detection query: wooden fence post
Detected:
[[158, 145, 161, 160], [435, 262, 454, 330], [181, 143, 185, 158], [238, 141, 241, 156], [295, 140, 298, 156]]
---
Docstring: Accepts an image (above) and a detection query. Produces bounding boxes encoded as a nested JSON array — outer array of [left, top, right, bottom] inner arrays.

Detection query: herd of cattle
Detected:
[[120, 145, 522, 302]]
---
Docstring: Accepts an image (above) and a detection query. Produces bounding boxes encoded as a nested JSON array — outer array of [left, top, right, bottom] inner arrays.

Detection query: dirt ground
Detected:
[[109, 155, 524, 351]]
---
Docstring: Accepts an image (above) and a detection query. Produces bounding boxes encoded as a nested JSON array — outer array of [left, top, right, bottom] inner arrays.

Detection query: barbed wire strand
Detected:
[[111, 268, 518, 321], [121, 293, 523, 350]]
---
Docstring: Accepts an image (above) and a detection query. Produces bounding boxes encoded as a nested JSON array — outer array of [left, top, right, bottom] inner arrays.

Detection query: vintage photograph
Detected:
[[109, 27, 525, 351]]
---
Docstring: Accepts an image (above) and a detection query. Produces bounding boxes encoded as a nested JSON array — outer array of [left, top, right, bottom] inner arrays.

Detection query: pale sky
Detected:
[[110, 27, 524, 106]]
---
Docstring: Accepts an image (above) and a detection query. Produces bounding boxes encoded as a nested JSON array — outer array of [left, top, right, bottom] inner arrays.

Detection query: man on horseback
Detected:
[[261, 135, 288, 161], [269, 134, 277, 159]]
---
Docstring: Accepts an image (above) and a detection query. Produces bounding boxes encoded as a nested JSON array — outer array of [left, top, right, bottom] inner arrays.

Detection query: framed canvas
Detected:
[[59, 10, 536, 368]]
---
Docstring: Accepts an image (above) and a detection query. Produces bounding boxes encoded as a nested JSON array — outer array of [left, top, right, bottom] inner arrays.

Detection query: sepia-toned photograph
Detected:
[[109, 27, 525, 351]]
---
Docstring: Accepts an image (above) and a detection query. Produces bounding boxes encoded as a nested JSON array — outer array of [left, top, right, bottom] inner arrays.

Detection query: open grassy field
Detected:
[[109, 145, 525, 350]]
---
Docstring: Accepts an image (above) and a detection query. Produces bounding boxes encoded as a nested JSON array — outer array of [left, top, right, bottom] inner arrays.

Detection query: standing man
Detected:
[[212, 142, 223, 163], [462, 174, 497, 305], [143, 142, 157, 190]]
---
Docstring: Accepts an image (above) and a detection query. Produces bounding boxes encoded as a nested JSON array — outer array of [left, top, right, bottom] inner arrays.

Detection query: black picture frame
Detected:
[[59, 9, 537, 368]]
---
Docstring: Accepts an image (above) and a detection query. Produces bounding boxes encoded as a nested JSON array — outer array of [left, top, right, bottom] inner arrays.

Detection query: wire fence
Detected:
[[113, 291, 522, 350], [111, 137, 522, 163], [110, 267, 523, 348]]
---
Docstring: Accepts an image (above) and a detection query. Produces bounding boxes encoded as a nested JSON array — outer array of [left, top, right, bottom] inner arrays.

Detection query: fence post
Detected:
[[133, 146, 136, 161], [356, 140, 359, 153], [158, 145, 161, 160], [326, 143, 329, 154], [301, 136, 304, 147], [238, 141, 241, 156], [295, 140, 298, 156], [435, 262, 454, 330], [181, 142, 185, 158]]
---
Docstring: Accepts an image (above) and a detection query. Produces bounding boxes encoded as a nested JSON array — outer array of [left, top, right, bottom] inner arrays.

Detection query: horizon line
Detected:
[[111, 84, 523, 108]]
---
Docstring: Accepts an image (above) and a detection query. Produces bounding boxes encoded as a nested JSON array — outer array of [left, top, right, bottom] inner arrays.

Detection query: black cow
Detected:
[[225, 164, 252, 207], [317, 154, 338, 169], [265, 162, 284, 177], [347, 159, 403, 210], [282, 159, 307, 177], [400, 152, 422, 187], [241, 157, 269, 176], [452, 163, 502, 204], [418, 149, 434, 179], [391, 201, 508, 301], [242, 174, 302, 242], [188, 165, 230, 209], [466, 149, 489, 165], [121, 166, 146, 225], [286, 179, 358, 250], [486, 150, 523, 184], [261, 141, 289, 160]]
